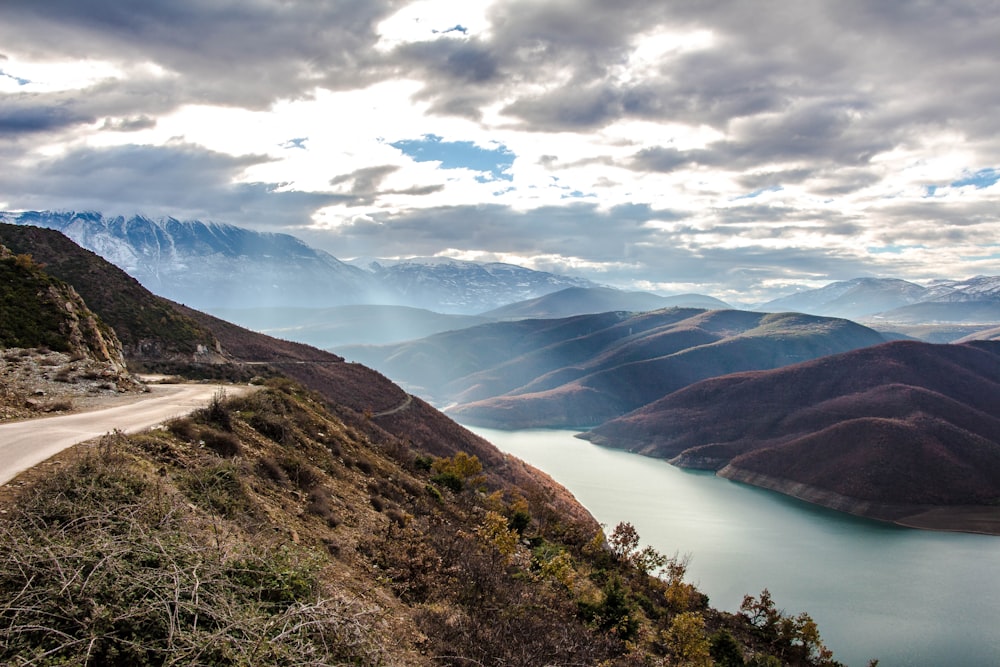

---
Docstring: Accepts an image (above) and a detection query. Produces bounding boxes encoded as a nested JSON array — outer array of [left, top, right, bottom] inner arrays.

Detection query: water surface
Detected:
[[468, 426, 1000, 667]]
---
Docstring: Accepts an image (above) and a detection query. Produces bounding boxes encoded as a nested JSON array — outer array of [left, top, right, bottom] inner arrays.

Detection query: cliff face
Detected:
[[0, 244, 125, 369]]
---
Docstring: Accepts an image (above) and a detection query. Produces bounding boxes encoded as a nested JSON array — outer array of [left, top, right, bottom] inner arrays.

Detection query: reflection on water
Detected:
[[467, 426, 1000, 667]]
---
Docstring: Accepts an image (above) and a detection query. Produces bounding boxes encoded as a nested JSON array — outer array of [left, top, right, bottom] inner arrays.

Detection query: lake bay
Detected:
[[467, 426, 1000, 667]]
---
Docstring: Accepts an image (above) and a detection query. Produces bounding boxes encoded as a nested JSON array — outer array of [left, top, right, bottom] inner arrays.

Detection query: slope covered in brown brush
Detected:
[[1, 223, 598, 528], [583, 340, 1000, 520]]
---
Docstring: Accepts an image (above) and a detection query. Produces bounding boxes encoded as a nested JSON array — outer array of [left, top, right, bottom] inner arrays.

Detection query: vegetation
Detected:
[[0, 382, 842, 666], [0, 223, 846, 663], [0, 224, 215, 359]]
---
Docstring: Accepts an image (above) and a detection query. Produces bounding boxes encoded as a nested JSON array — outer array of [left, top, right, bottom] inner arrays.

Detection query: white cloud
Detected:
[[2, 0, 1000, 300]]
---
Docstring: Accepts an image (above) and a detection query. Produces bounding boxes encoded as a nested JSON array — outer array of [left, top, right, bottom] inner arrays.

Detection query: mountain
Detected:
[[580, 340, 1000, 529], [760, 275, 1000, 328], [1, 241, 139, 418], [1, 210, 383, 310], [0, 243, 122, 364], [924, 275, 1000, 301], [481, 286, 730, 319], [359, 256, 599, 313], [758, 277, 929, 319], [212, 305, 493, 348], [0, 222, 845, 665], [0, 222, 220, 363], [342, 308, 886, 428], [3, 211, 608, 315]]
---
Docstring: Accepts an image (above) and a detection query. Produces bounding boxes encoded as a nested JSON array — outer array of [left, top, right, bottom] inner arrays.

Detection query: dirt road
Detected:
[[0, 384, 252, 486]]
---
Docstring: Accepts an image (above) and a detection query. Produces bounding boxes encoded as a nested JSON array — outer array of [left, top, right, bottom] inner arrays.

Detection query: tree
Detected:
[[664, 612, 712, 666]]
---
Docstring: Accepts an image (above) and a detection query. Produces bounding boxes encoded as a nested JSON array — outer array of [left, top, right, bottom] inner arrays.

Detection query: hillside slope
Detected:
[[0, 226, 846, 665], [0, 223, 596, 521], [582, 340, 1000, 528], [346, 308, 885, 428]]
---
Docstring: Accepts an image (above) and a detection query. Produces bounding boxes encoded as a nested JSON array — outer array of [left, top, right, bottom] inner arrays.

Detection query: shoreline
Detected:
[[716, 464, 1000, 537]]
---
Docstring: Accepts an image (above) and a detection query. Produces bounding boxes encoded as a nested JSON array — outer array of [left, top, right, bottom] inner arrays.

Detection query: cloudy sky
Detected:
[[1, 1, 998, 303]]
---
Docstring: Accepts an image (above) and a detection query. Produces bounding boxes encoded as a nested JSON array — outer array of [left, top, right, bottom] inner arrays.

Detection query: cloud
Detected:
[[1, 0, 999, 299], [0, 0, 400, 108], [1, 142, 346, 225]]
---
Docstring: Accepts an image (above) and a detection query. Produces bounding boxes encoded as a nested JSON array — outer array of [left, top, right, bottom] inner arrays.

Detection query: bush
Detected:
[[201, 427, 242, 457]]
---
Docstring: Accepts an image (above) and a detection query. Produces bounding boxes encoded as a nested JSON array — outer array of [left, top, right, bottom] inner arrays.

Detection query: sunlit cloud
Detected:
[[1, 0, 999, 300]]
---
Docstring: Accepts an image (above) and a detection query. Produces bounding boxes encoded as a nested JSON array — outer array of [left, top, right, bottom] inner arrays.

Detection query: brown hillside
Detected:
[[583, 340, 1000, 516], [446, 311, 885, 428], [1, 223, 597, 530]]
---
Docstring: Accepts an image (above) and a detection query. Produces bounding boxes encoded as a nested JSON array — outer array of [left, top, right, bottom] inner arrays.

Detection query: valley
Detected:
[[2, 213, 1000, 665]]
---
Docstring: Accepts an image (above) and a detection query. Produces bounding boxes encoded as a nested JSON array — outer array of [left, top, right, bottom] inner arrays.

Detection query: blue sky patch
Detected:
[[733, 185, 783, 200], [390, 134, 515, 182], [0, 69, 31, 86], [867, 244, 927, 254], [950, 167, 999, 189]]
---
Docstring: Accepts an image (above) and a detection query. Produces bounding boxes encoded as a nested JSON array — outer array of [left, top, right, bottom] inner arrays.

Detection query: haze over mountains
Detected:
[[343, 308, 886, 428], [0, 214, 1000, 532], [758, 276, 1000, 323], [7, 211, 1000, 343], [0, 211, 598, 314]]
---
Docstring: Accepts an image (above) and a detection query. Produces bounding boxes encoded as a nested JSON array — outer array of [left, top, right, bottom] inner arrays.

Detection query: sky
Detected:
[[1, 1, 999, 304]]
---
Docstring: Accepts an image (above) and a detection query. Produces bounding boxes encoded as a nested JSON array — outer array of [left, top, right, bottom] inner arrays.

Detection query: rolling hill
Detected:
[[343, 308, 886, 428], [581, 340, 1000, 527]]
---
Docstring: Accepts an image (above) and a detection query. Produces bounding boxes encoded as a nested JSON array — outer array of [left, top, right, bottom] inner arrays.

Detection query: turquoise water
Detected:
[[467, 426, 1000, 667]]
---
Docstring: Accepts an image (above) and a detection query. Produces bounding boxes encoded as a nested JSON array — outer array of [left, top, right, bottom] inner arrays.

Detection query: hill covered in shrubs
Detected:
[[0, 381, 842, 665], [582, 340, 1000, 531]]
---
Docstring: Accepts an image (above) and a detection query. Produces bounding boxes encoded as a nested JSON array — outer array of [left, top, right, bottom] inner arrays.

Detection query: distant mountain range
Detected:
[[581, 339, 1000, 524], [481, 286, 730, 319], [342, 308, 886, 428], [0, 211, 599, 314], [355, 256, 598, 313], [758, 276, 1000, 323], [5, 219, 999, 533]]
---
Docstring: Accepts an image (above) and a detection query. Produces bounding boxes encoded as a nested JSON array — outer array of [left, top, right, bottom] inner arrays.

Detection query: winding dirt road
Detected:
[[0, 384, 252, 486]]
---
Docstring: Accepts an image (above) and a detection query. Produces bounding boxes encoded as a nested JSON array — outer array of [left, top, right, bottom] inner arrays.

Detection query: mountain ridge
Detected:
[[2, 211, 603, 314], [343, 308, 886, 428]]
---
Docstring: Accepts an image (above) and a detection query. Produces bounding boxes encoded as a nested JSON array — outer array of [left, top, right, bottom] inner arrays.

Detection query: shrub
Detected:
[[306, 487, 340, 527], [181, 463, 252, 519], [200, 427, 242, 458]]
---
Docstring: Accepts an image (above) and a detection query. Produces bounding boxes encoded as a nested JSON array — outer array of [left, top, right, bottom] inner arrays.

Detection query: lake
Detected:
[[466, 426, 1000, 667]]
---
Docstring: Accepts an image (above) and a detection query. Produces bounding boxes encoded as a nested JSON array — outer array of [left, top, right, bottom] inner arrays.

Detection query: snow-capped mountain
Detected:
[[1, 211, 599, 314], [1, 211, 382, 309], [359, 257, 598, 313], [759, 275, 1000, 323], [923, 276, 1000, 302], [757, 277, 930, 319]]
